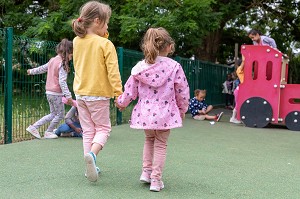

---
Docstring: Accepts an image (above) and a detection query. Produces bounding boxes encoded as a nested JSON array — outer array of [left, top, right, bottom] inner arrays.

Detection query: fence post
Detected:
[[4, 27, 13, 144], [116, 47, 123, 125]]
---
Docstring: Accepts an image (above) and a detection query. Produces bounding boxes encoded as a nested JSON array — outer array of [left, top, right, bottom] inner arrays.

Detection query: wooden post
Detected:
[[234, 43, 238, 69]]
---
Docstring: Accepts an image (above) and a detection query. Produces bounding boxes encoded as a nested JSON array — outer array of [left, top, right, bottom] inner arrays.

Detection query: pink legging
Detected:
[[32, 94, 64, 132], [143, 129, 170, 180], [234, 86, 239, 109], [77, 99, 111, 155]]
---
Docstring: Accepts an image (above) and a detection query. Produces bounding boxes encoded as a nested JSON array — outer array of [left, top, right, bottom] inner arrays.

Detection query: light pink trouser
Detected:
[[77, 99, 111, 155], [234, 86, 239, 109], [143, 129, 170, 180]]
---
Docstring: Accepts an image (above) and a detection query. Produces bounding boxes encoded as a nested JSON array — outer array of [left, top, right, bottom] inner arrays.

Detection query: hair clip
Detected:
[[77, 17, 82, 22]]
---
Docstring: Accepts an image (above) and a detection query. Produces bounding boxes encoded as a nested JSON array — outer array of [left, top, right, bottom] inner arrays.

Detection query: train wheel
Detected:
[[285, 111, 300, 131], [240, 97, 273, 128]]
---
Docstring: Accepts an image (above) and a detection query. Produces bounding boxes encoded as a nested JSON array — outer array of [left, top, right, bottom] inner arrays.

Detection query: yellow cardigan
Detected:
[[73, 34, 123, 98]]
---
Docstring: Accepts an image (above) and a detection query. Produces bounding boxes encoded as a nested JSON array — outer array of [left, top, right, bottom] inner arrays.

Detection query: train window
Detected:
[[266, 61, 273, 80], [289, 98, 300, 104], [252, 61, 258, 80]]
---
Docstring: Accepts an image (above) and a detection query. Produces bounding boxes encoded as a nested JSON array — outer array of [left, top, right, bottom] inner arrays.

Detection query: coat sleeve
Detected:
[[29, 62, 49, 75], [58, 65, 72, 98], [174, 64, 190, 114], [117, 75, 139, 107], [104, 41, 123, 98]]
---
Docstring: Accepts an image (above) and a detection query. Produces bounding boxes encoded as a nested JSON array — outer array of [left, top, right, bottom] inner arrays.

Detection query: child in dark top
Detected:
[[189, 89, 223, 121], [222, 73, 234, 109], [54, 97, 82, 137]]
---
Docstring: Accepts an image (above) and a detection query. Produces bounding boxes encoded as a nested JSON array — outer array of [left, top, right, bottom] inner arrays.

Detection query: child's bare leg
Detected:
[[91, 143, 103, 155], [205, 105, 213, 114], [205, 114, 216, 120]]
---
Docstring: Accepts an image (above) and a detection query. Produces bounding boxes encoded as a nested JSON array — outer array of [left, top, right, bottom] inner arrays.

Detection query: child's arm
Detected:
[[263, 37, 277, 49], [239, 55, 245, 71], [105, 42, 123, 98], [117, 75, 138, 108], [174, 64, 190, 116], [58, 65, 72, 99], [27, 63, 49, 75]]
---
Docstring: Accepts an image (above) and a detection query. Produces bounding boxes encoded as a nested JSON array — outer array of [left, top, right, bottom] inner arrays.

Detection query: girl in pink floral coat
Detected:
[[116, 27, 190, 192]]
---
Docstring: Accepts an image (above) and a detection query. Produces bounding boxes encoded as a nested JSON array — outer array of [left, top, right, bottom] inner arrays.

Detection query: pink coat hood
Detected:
[[131, 57, 178, 88]]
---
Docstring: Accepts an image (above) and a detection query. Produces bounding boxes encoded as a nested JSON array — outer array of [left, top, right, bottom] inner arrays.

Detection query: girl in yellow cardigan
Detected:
[[72, 1, 123, 182]]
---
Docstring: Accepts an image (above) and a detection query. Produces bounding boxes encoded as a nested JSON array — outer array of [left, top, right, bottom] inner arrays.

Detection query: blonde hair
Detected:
[[56, 39, 73, 73], [141, 27, 175, 64], [194, 89, 206, 97], [72, 1, 111, 38]]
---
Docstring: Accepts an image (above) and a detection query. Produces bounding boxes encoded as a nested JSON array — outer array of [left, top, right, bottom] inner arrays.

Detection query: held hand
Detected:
[[114, 99, 125, 112], [67, 98, 73, 106], [74, 127, 82, 134], [27, 69, 31, 75]]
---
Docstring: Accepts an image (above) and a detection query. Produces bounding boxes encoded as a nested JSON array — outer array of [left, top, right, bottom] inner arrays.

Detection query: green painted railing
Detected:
[[0, 28, 232, 144]]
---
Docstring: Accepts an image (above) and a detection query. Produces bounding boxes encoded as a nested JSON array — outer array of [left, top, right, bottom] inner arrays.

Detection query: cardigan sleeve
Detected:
[[104, 41, 123, 98]]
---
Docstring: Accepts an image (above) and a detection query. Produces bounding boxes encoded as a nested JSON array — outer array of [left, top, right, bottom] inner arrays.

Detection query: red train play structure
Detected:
[[237, 45, 300, 131]]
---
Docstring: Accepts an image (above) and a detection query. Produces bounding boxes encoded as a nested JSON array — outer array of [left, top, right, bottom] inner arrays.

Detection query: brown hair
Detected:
[[194, 89, 206, 97], [141, 27, 175, 64], [72, 1, 111, 38], [56, 39, 73, 73]]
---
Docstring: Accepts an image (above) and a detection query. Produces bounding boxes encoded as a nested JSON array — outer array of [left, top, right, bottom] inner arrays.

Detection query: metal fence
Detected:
[[176, 56, 232, 105], [0, 27, 232, 144], [0, 28, 5, 144]]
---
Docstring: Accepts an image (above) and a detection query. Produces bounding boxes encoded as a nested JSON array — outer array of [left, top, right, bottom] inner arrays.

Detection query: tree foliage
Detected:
[[0, 0, 299, 65]]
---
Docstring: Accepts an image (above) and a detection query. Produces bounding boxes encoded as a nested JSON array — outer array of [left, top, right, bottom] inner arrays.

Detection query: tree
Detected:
[[1, 0, 300, 64]]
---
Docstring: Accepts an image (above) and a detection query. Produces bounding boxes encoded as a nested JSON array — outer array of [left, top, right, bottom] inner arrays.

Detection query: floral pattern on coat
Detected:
[[117, 56, 190, 130]]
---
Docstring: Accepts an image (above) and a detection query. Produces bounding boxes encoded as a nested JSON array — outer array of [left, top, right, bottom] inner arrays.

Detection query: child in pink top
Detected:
[[26, 39, 73, 139], [116, 27, 190, 192]]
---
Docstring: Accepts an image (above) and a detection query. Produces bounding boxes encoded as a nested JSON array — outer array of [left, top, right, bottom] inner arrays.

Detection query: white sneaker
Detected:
[[26, 125, 41, 139], [85, 167, 100, 178], [230, 117, 242, 124], [215, 112, 224, 122], [44, 132, 58, 139], [84, 153, 98, 182]]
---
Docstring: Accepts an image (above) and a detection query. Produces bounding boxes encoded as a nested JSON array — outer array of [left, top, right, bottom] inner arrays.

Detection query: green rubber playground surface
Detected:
[[1, 109, 300, 199]]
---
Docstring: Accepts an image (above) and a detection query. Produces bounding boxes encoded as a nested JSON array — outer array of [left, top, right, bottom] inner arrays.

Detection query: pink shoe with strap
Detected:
[[26, 125, 41, 139], [150, 179, 164, 192], [140, 169, 152, 183]]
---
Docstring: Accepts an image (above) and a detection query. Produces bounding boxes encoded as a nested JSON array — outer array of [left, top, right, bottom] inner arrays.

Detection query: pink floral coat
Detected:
[[117, 56, 190, 130]]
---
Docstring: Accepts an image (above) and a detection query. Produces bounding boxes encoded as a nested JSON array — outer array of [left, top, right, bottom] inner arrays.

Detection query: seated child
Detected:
[[54, 97, 82, 137], [189, 89, 223, 121]]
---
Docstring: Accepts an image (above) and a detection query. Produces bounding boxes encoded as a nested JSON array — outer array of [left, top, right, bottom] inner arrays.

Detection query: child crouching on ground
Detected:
[[54, 97, 82, 137], [189, 89, 223, 121]]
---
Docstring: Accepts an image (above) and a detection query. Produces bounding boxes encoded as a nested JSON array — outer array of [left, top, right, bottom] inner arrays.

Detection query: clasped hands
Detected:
[[114, 99, 125, 111]]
